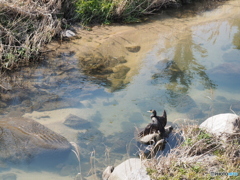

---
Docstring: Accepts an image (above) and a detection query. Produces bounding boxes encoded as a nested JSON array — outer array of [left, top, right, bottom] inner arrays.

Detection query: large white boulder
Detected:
[[103, 158, 150, 180], [200, 113, 240, 137]]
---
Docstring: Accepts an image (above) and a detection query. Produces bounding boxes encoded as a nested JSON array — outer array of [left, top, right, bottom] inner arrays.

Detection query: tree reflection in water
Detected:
[[152, 29, 217, 108], [232, 18, 240, 50]]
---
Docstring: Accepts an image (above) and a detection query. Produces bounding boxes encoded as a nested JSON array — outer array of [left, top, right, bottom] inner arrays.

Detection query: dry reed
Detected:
[[145, 125, 240, 179], [0, 0, 71, 71]]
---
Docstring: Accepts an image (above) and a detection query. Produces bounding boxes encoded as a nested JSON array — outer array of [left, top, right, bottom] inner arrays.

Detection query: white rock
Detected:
[[108, 158, 150, 180], [62, 30, 76, 38], [200, 113, 240, 137]]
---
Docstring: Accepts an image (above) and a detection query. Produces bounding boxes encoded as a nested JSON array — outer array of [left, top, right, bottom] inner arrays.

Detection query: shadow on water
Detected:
[[165, 0, 226, 17]]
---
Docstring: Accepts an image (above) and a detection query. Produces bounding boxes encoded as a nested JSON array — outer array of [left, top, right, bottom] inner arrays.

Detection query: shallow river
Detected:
[[0, 0, 240, 179]]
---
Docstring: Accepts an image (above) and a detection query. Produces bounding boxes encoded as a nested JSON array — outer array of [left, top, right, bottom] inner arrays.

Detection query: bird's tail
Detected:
[[162, 110, 167, 119]]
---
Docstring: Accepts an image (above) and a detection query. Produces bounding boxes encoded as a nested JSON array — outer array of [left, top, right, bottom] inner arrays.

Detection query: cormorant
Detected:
[[138, 110, 167, 137]]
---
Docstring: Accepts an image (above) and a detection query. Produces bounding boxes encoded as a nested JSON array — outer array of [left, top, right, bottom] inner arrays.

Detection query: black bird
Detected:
[[138, 110, 167, 137]]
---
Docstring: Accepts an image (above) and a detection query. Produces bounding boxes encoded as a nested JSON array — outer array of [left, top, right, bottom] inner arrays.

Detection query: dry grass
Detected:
[[115, 0, 177, 18], [0, 0, 70, 71], [0, 0, 177, 71], [70, 141, 83, 180], [0, 0, 228, 72], [145, 125, 240, 180]]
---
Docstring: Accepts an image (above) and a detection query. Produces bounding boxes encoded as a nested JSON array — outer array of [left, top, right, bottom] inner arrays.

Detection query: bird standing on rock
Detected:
[[138, 110, 167, 137]]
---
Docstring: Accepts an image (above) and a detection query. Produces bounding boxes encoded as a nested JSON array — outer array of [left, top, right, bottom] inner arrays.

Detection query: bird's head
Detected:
[[147, 110, 157, 117], [147, 110, 156, 113]]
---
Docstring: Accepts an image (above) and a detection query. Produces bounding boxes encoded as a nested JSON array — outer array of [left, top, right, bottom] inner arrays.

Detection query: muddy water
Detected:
[[0, 0, 240, 179]]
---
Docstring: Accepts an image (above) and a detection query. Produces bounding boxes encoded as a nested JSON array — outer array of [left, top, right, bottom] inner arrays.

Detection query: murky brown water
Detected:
[[0, 0, 240, 179]]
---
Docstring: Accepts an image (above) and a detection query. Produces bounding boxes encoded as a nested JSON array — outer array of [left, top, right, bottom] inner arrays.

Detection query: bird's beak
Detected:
[[147, 110, 152, 112]]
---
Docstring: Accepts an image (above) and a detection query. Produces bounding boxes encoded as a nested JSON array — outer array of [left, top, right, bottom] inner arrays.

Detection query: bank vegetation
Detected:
[[0, 0, 226, 72], [145, 125, 240, 180]]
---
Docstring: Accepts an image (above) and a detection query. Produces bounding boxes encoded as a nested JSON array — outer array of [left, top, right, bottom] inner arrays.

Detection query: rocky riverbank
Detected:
[[103, 113, 240, 180]]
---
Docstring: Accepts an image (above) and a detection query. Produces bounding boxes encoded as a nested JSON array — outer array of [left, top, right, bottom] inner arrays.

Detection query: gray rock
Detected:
[[64, 114, 91, 129], [0, 117, 71, 162], [200, 113, 240, 141], [108, 158, 150, 180]]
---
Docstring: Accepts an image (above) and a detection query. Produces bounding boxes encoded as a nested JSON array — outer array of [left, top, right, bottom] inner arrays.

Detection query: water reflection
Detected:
[[151, 28, 217, 115], [167, 0, 225, 18], [232, 18, 240, 49], [153, 26, 216, 92]]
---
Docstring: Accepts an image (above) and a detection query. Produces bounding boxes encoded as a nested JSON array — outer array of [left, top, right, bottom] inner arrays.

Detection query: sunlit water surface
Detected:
[[0, 0, 240, 179]]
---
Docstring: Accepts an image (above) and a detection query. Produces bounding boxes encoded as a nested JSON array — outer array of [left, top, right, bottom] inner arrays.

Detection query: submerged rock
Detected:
[[109, 65, 130, 80], [0, 117, 71, 163], [125, 46, 141, 53], [63, 114, 91, 129]]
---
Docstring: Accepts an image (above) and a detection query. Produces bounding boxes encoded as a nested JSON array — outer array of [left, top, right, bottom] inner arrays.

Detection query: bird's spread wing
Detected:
[[138, 123, 158, 137]]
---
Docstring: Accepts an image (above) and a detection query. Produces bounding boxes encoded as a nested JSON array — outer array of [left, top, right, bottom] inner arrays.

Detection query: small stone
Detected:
[[62, 30, 76, 38], [125, 46, 141, 53], [64, 114, 91, 129]]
